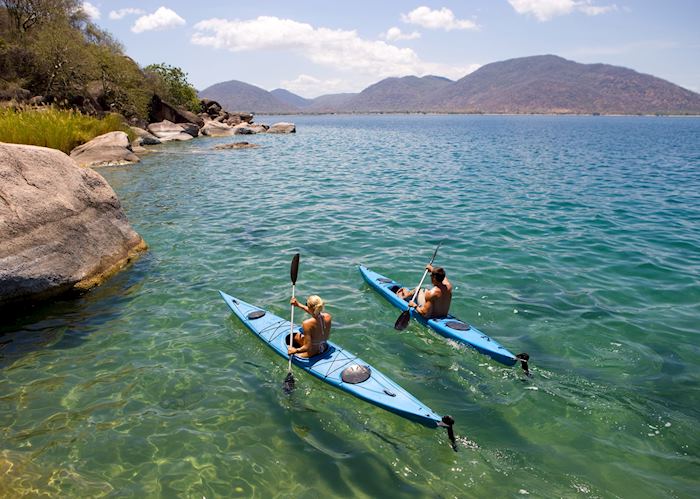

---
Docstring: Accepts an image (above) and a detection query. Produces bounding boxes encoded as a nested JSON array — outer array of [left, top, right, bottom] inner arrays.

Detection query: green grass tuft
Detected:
[[0, 107, 132, 154]]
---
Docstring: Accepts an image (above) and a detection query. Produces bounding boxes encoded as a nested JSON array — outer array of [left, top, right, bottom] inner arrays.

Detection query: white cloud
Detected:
[[109, 8, 145, 21], [508, 0, 617, 22], [81, 2, 100, 20], [192, 16, 478, 92], [383, 27, 421, 41], [132, 7, 186, 33], [280, 74, 352, 97], [192, 16, 419, 77], [401, 6, 478, 31]]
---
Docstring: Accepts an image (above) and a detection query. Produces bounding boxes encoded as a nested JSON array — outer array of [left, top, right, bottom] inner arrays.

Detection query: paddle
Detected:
[[394, 241, 442, 331], [283, 253, 300, 393]]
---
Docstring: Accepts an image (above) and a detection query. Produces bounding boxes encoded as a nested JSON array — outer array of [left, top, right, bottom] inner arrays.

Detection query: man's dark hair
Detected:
[[431, 267, 446, 282]]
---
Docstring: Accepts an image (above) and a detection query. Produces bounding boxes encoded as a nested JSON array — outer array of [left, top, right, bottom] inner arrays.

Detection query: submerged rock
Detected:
[[214, 142, 259, 150], [69, 131, 140, 168], [0, 143, 147, 308]]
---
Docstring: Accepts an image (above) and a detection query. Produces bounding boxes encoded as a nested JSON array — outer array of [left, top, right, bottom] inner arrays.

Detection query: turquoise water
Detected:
[[2, 115, 699, 497]]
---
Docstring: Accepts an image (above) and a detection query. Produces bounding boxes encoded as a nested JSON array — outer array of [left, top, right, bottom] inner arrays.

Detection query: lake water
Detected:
[[2, 115, 699, 497]]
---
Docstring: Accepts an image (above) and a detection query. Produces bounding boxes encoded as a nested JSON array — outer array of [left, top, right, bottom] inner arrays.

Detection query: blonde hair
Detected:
[[306, 295, 325, 315]]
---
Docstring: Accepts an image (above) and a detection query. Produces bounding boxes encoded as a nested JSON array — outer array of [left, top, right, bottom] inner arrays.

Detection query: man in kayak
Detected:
[[396, 265, 452, 319], [288, 295, 332, 358]]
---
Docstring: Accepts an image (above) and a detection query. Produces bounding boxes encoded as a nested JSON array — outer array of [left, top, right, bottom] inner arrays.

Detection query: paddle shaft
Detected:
[[408, 242, 442, 307], [288, 283, 295, 370]]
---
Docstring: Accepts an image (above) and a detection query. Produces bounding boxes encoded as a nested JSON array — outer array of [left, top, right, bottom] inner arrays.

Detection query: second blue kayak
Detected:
[[359, 265, 519, 367], [219, 290, 454, 430]]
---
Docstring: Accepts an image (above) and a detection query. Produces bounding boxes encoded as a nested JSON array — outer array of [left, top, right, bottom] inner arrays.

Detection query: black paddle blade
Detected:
[[516, 353, 530, 376], [394, 310, 411, 331], [283, 371, 295, 393], [290, 253, 300, 285]]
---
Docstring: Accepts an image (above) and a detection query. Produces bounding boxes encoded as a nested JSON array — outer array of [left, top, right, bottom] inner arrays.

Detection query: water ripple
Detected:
[[1, 115, 699, 497]]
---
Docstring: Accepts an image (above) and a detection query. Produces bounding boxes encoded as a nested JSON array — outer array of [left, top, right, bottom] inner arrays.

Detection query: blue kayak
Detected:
[[359, 265, 524, 368], [219, 290, 455, 431]]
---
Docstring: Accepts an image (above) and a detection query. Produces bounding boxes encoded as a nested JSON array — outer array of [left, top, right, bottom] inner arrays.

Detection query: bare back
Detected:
[[424, 278, 452, 318], [299, 312, 332, 357]]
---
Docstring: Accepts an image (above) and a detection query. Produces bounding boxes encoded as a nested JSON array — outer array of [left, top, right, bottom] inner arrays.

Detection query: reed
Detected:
[[0, 107, 132, 154]]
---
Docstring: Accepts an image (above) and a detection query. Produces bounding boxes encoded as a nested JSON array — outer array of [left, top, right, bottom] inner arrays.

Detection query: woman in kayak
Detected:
[[396, 265, 452, 319], [288, 295, 332, 357]]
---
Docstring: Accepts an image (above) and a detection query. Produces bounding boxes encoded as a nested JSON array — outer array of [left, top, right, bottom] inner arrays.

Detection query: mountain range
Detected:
[[199, 55, 700, 115]]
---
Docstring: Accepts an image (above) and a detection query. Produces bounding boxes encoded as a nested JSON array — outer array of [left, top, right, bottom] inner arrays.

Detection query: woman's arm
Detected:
[[291, 296, 313, 315], [288, 320, 313, 354]]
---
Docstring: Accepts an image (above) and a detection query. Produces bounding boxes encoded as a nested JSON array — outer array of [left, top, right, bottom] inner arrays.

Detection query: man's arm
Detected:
[[410, 289, 435, 317]]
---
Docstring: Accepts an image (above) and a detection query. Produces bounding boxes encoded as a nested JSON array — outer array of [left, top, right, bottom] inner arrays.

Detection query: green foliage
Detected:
[[0, 106, 132, 153], [145, 63, 200, 113], [0, 2, 202, 123]]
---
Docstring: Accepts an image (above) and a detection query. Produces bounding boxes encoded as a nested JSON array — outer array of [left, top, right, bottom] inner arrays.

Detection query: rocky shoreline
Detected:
[[70, 97, 296, 168], [0, 98, 295, 308]]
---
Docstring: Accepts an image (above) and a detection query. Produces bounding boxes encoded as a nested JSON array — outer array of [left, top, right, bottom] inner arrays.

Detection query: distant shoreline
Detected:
[[253, 111, 700, 117]]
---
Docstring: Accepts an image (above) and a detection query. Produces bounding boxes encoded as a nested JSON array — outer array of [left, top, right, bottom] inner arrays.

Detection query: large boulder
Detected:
[[69, 131, 140, 168], [201, 121, 236, 137], [267, 122, 296, 134], [232, 123, 256, 135], [179, 122, 200, 137], [149, 94, 204, 128], [200, 98, 222, 116], [147, 120, 194, 142], [130, 126, 161, 145], [0, 143, 148, 307]]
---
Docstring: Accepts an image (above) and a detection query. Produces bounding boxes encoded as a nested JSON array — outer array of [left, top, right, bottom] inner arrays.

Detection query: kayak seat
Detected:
[[293, 345, 336, 367]]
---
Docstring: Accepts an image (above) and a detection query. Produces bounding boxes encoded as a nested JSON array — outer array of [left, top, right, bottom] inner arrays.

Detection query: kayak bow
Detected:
[[359, 265, 527, 369], [219, 290, 456, 441]]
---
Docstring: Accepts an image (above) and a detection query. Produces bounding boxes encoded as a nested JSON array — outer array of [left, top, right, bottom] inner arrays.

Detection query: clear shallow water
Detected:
[[2, 115, 699, 497]]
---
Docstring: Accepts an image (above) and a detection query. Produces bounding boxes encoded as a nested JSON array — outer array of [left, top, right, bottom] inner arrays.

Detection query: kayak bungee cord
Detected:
[[221, 291, 459, 452]]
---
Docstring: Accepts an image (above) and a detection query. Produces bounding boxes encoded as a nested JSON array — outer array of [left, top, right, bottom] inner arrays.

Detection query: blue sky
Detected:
[[81, 1, 700, 98]]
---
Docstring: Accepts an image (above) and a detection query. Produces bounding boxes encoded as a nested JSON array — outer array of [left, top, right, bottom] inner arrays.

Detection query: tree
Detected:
[[145, 63, 199, 113], [1, 0, 84, 34]]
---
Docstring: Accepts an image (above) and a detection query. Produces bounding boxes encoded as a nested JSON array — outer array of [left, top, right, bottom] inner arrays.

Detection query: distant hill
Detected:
[[304, 93, 358, 113], [198, 80, 298, 114], [426, 55, 700, 114], [201, 55, 700, 115], [270, 88, 312, 108], [341, 75, 453, 112]]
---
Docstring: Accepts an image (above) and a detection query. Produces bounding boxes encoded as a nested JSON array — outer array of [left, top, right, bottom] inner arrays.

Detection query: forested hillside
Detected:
[[0, 0, 198, 123]]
